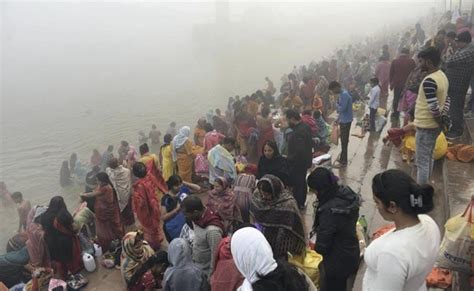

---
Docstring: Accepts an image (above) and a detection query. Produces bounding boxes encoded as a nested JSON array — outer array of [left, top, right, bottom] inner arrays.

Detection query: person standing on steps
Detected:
[[329, 81, 353, 167], [390, 48, 416, 118]]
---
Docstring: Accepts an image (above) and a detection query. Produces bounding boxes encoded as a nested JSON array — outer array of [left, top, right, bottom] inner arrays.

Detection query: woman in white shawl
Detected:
[[163, 238, 209, 291], [231, 227, 316, 291], [171, 126, 194, 182]]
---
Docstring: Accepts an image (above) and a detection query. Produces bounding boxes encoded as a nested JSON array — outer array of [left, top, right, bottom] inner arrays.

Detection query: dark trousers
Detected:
[[369, 107, 376, 131], [392, 87, 403, 115], [289, 167, 308, 208], [449, 93, 467, 135], [320, 262, 349, 291], [339, 122, 352, 163]]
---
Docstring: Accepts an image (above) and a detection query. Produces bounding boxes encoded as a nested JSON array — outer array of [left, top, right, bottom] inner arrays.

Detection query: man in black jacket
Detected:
[[285, 109, 313, 209]]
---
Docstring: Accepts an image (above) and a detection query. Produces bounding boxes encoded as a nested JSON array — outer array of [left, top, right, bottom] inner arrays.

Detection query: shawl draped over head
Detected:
[[171, 126, 191, 161], [208, 144, 237, 182], [164, 238, 205, 291], [121, 231, 155, 284], [207, 177, 241, 223], [250, 174, 306, 258], [231, 227, 278, 291], [26, 205, 50, 267], [210, 236, 245, 291], [106, 166, 131, 212]]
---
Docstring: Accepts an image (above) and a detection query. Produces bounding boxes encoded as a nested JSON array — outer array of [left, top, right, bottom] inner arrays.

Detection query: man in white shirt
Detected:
[[368, 77, 381, 131]]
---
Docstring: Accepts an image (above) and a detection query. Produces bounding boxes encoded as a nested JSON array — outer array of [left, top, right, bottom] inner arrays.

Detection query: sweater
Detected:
[[389, 55, 416, 89], [414, 70, 448, 129]]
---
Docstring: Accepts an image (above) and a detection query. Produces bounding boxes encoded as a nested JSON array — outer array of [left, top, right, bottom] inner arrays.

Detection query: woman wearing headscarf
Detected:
[[256, 140, 289, 186], [59, 161, 72, 187], [307, 167, 360, 291], [160, 134, 175, 182], [171, 126, 195, 183], [206, 177, 242, 231], [80, 172, 123, 250], [231, 227, 315, 291], [210, 236, 244, 291], [163, 238, 209, 291], [121, 231, 167, 291], [233, 173, 256, 223], [132, 162, 164, 250], [40, 196, 82, 279], [26, 205, 50, 268], [250, 175, 306, 259]]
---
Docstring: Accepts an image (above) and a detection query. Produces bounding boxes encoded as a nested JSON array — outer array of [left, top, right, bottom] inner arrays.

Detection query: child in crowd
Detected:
[[12, 192, 31, 233], [367, 77, 381, 132]]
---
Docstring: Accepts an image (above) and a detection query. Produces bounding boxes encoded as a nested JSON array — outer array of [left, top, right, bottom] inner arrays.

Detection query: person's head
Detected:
[[417, 47, 441, 71], [222, 137, 236, 152], [213, 177, 229, 193], [152, 124, 157, 130], [108, 157, 119, 169], [369, 77, 379, 87], [261, 106, 271, 118], [122, 231, 147, 261], [288, 73, 296, 81], [446, 31, 457, 43], [61, 160, 69, 169], [107, 145, 114, 152], [182, 195, 204, 222], [307, 167, 339, 199], [11, 192, 23, 204], [215, 108, 222, 116], [379, 55, 389, 62], [455, 31, 472, 49], [163, 133, 172, 144], [168, 238, 192, 268], [372, 169, 434, 221], [285, 109, 301, 127], [204, 123, 214, 132], [121, 140, 129, 148], [262, 140, 280, 160], [166, 175, 183, 194], [382, 44, 389, 51], [178, 126, 191, 137], [70, 153, 77, 160], [313, 110, 322, 120], [93, 149, 100, 155], [47, 196, 67, 214], [257, 175, 284, 202], [132, 162, 147, 179], [415, 23, 421, 30], [96, 172, 112, 187], [328, 81, 342, 94], [400, 47, 410, 55], [139, 143, 149, 156]]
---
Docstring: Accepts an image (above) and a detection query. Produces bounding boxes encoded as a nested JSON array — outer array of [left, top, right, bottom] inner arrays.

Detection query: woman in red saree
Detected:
[[132, 162, 164, 250], [81, 172, 123, 250], [40, 196, 82, 278]]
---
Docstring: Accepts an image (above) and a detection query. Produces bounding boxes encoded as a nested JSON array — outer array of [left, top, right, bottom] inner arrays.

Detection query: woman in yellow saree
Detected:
[[160, 134, 175, 182], [171, 126, 194, 183]]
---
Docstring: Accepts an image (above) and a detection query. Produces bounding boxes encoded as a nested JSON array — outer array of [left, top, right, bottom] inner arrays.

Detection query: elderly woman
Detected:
[[206, 177, 242, 231], [250, 175, 306, 259], [163, 238, 209, 291], [233, 173, 256, 223], [172, 126, 195, 183], [121, 231, 170, 291]]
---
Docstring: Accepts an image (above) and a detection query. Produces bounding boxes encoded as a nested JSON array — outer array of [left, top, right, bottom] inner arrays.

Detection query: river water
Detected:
[[0, 1, 426, 252]]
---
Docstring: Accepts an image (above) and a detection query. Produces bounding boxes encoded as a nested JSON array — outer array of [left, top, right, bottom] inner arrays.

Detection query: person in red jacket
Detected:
[[389, 48, 416, 118]]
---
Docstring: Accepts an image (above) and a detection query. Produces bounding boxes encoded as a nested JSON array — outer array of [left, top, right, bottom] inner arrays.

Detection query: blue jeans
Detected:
[[415, 127, 441, 184]]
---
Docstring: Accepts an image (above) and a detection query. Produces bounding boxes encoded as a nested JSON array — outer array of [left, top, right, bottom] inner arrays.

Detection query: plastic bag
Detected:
[[194, 153, 209, 174], [288, 248, 323, 287], [437, 197, 473, 273], [330, 122, 339, 145]]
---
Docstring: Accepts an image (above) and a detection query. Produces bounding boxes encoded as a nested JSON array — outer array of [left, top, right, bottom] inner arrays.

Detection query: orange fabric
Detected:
[[371, 224, 395, 241], [95, 185, 124, 249], [447, 144, 474, 163], [426, 267, 452, 289], [176, 140, 194, 182], [194, 127, 206, 147]]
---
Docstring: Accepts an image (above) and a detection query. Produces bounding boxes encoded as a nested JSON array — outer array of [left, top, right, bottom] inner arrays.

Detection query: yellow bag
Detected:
[[437, 198, 473, 273], [288, 248, 323, 286], [433, 132, 448, 160]]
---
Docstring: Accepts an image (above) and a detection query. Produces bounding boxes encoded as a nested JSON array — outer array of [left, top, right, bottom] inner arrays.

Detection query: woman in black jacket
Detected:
[[307, 167, 360, 291], [256, 140, 289, 186]]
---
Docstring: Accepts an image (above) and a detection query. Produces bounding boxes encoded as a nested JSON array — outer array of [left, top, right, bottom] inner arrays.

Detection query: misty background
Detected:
[[1, 0, 432, 248]]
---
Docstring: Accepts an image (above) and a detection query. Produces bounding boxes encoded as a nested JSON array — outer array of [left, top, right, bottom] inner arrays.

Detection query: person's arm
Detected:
[[183, 181, 201, 192], [207, 229, 223, 275], [17, 207, 22, 232], [80, 188, 105, 199], [422, 78, 443, 126], [160, 204, 181, 222], [314, 211, 337, 255], [370, 253, 407, 290]]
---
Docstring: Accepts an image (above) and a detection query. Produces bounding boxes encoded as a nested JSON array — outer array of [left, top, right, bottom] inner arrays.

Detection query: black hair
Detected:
[[204, 123, 214, 132], [313, 110, 321, 120], [328, 81, 341, 91], [11, 191, 23, 200], [370, 77, 379, 85], [307, 167, 338, 196], [139, 143, 149, 156], [108, 157, 119, 169], [372, 169, 434, 215], [223, 137, 236, 146], [107, 145, 114, 151], [133, 162, 147, 178], [400, 47, 410, 54], [446, 31, 457, 38], [253, 259, 309, 291], [182, 195, 204, 212], [261, 106, 271, 118], [258, 180, 273, 194], [417, 47, 441, 67], [152, 124, 157, 129], [96, 172, 112, 184], [128, 250, 169, 288], [121, 140, 129, 147], [42, 196, 73, 227], [163, 133, 172, 144], [285, 109, 301, 121], [166, 174, 183, 189], [262, 140, 280, 157]]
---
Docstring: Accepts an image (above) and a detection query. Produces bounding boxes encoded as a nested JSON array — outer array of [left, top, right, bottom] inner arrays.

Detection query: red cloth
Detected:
[[143, 158, 168, 194], [211, 237, 244, 291], [195, 208, 225, 232], [257, 127, 275, 158], [301, 114, 318, 137], [386, 128, 405, 147], [204, 131, 225, 153], [53, 219, 83, 276], [132, 178, 163, 250], [95, 185, 124, 249], [389, 55, 416, 89]]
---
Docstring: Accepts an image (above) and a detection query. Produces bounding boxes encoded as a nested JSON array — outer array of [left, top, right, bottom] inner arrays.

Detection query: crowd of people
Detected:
[[1, 9, 473, 291]]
